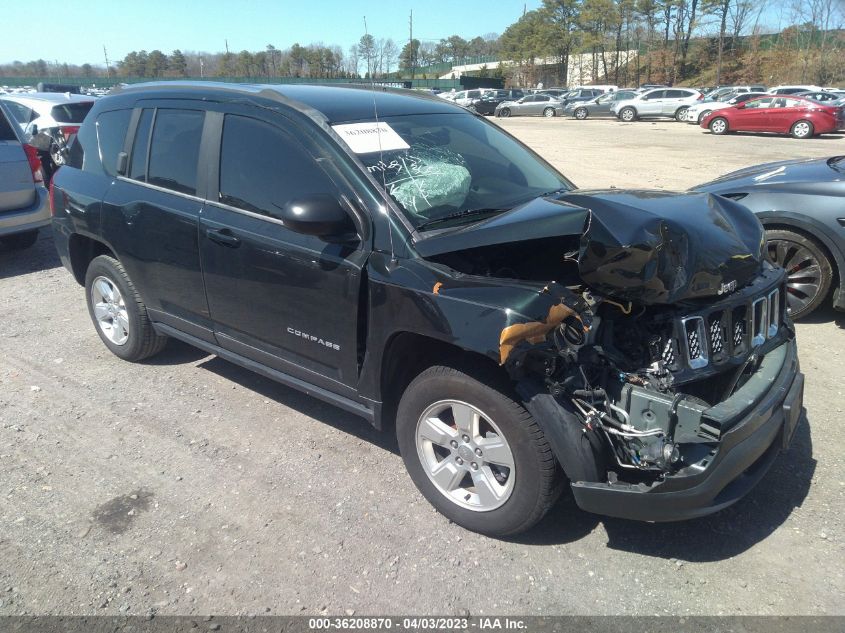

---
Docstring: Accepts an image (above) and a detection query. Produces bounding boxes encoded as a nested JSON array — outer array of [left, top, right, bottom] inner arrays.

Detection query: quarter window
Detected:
[[96, 109, 132, 177], [218, 114, 336, 219]]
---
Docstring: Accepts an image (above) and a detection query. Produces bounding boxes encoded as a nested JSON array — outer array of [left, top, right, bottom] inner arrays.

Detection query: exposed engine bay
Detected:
[[419, 191, 793, 482]]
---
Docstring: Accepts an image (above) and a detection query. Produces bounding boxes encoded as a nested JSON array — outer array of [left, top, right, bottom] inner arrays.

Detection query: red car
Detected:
[[700, 95, 844, 139]]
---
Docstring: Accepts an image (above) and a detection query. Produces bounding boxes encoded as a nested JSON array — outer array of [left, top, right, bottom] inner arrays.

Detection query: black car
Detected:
[[694, 156, 845, 319], [468, 89, 525, 115], [51, 82, 803, 536]]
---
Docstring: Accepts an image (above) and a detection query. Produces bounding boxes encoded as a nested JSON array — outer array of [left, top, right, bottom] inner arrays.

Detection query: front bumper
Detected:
[[0, 186, 50, 237], [571, 338, 803, 521]]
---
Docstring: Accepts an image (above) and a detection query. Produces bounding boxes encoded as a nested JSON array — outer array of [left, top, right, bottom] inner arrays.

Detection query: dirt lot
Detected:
[[1, 117, 843, 617]]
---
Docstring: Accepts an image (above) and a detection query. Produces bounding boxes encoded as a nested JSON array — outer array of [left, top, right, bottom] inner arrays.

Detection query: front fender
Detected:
[[357, 252, 588, 401]]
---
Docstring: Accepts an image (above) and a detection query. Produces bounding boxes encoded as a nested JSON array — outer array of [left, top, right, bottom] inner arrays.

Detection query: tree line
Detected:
[[486, 0, 843, 88], [1, 0, 842, 86]]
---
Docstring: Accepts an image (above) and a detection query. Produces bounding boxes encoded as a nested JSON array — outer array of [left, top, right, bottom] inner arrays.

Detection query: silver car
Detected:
[[0, 101, 49, 250], [611, 88, 703, 122], [495, 94, 564, 118]]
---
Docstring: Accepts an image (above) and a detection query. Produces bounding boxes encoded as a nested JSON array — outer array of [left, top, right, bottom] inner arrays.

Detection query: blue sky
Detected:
[[0, 0, 544, 65], [1, 0, 786, 66]]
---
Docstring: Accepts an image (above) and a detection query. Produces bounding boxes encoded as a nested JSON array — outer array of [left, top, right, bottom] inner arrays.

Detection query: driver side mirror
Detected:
[[275, 194, 358, 243], [735, 102, 746, 109]]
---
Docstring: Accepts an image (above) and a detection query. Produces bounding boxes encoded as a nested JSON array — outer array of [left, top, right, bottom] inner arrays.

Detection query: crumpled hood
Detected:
[[414, 189, 766, 305], [569, 190, 765, 304], [694, 156, 843, 191]]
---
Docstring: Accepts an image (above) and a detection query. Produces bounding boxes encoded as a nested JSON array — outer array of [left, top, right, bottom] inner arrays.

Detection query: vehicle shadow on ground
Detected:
[[512, 413, 814, 560], [798, 304, 845, 328], [190, 353, 398, 455], [0, 230, 62, 279], [146, 333, 815, 559]]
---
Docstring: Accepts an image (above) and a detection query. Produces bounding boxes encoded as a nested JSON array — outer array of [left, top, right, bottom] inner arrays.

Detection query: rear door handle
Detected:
[[206, 227, 241, 248]]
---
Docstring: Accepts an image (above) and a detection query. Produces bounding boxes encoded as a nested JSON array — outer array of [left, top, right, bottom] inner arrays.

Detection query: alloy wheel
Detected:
[[415, 400, 515, 512], [575, 108, 588, 120], [767, 239, 824, 316], [710, 118, 727, 134], [792, 121, 812, 138], [90, 276, 130, 345]]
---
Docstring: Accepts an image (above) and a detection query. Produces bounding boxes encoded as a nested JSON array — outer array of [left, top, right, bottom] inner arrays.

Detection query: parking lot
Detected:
[[1, 117, 843, 617]]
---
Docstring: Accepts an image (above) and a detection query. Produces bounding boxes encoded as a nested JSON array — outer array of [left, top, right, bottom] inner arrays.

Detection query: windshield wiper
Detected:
[[537, 187, 570, 198], [417, 207, 507, 231]]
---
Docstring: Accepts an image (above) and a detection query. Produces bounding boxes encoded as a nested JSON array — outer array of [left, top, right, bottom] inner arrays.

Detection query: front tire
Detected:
[[766, 229, 832, 319], [709, 117, 728, 135], [619, 107, 636, 122], [396, 364, 561, 536], [498, 108, 511, 118], [85, 255, 167, 362], [574, 107, 588, 120], [543, 107, 556, 118], [790, 120, 814, 139], [697, 109, 712, 124], [0, 230, 38, 250]]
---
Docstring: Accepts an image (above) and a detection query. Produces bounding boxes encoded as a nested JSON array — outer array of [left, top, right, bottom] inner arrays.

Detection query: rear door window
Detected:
[[0, 106, 17, 141], [3, 101, 32, 126], [146, 109, 204, 195], [129, 109, 153, 182]]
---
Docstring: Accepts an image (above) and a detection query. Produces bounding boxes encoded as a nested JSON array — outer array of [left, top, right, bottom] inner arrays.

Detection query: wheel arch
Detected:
[[68, 233, 118, 286], [378, 331, 508, 432], [759, 214, 844, 308]]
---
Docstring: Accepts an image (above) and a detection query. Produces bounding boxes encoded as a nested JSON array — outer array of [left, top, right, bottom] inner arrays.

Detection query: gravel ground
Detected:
[[1, 117, 843, 617]]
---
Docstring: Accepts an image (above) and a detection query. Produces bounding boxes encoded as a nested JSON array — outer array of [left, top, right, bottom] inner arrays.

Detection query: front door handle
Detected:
[[206, 227, 241, 248]]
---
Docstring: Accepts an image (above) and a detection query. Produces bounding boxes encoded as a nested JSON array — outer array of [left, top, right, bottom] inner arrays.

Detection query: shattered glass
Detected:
[[366, 146, 471, 219]]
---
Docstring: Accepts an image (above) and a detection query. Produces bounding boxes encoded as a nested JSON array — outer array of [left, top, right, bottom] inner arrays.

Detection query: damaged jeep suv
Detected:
[[51, 83, 804, 536]]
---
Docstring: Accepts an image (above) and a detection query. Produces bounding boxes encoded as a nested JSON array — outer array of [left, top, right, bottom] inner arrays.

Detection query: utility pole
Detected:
[[409, 9, 415, 80], [103, 45, 111, 79], [363, 17, 372, 78]]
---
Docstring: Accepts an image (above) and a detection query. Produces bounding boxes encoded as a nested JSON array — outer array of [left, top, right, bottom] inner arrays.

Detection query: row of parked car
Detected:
[[450, 83, 845, 140]]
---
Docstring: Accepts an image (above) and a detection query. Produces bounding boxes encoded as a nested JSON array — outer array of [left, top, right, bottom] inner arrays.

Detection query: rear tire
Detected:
[[84, 255, 167, 362], [790, 120, 814, 139], [619, 107, 636, 122], [396, 363, 562, 536], [574, 107, 588, 120], [543, 107, 556, 118], [709, 117, 728, 135], [674, 106, 689, 122], [0, 230, 38, 250]]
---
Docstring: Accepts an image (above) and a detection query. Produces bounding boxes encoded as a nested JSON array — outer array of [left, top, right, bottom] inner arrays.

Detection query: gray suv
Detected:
[[612, 88, 703, 122], [0, 101, 49, 250]]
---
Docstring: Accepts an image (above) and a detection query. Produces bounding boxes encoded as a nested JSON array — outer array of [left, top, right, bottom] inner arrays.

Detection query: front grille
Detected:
[[662, 286, 783, 375]]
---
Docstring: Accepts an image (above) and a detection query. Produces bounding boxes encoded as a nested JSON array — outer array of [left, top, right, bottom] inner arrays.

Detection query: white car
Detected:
[[0, 92, 95, 136], [611, 87, 703, 122], [681, 91, 768, 124], [767, 85, 824, 95], [0, 92, 95, 170]]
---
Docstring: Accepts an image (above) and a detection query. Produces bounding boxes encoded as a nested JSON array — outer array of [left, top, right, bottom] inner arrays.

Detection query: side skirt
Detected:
[[152, 322, 379, 424]]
